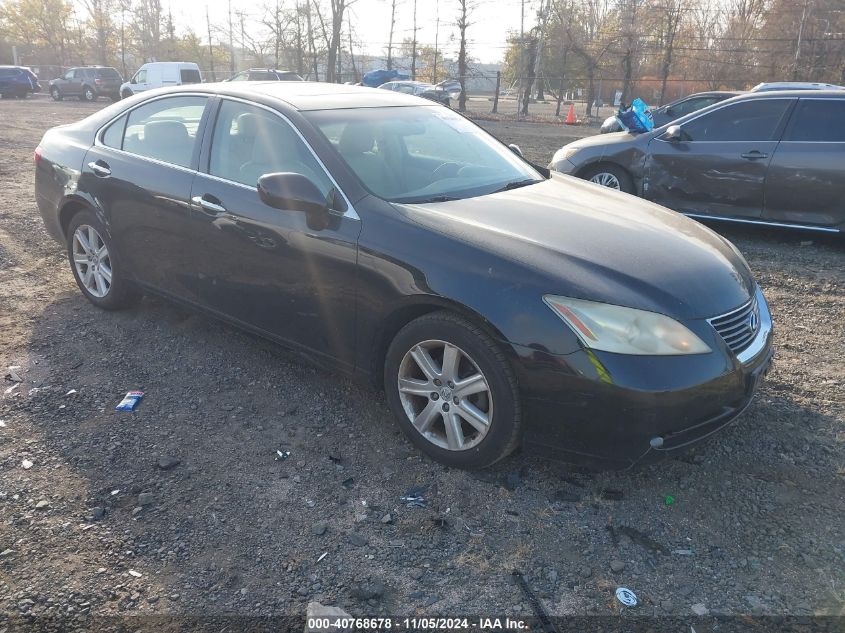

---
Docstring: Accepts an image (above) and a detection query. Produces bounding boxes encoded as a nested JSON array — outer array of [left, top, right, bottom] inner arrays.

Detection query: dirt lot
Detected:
[[1, 97, 844, 624]]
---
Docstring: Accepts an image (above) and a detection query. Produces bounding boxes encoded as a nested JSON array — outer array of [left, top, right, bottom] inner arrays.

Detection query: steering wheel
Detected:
[[430, 162, 463, 183]]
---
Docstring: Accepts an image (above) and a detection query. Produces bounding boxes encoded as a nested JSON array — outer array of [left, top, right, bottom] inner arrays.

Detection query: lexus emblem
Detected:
[[748, 311, 758, 332]]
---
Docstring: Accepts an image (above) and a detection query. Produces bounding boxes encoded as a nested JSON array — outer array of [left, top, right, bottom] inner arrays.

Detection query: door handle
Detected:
[[740, 151, 768, 160], [191, 195, 226, 215], [87, 161, 111, 177]]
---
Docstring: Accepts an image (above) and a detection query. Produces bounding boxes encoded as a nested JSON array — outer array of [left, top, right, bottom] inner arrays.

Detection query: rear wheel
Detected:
[[66, 209, 141, 310], [384, 311, 521, 469], [581, 163, 634, 194], [82, 86, 96, 102], [50, 86, 62, 101]]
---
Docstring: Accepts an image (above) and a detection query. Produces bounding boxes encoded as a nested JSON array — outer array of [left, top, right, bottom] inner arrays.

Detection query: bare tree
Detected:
[[325, 0, 356, 82], [410, 0, 417, 79], [83, 0, 113, 65], [656, 0, 685, 104]]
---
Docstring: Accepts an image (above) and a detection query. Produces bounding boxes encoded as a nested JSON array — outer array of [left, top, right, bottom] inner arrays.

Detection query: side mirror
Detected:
[[508, 143, 523, 157], [665, 125, 683, 142], [258, 172, 332, 215]]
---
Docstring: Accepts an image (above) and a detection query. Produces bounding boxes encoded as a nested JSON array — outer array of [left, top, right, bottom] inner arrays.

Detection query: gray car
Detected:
[[550, 90, 845, 233]]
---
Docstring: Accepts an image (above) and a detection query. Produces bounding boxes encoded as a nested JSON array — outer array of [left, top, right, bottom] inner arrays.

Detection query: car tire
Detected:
[[50, 86, 62, 101], [82, 86, 96, 102], [384, 311, 521, 469], [66, 209, 141, 310], [121, 88, 133, 99], [581, 163, 634, 194]]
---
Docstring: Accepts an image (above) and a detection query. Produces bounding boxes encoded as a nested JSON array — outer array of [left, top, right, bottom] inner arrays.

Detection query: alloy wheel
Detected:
[[84, 88, 95, 101], [72, 225, 112, 298], [589, 172, 621, 189], [51, 87, 60, 101], [397, 339, 493, 451]]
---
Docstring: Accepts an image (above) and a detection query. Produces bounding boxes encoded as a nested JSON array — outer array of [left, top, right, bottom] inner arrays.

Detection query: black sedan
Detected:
[[35, 82, 773, 469], [552, 90, 845, 233]]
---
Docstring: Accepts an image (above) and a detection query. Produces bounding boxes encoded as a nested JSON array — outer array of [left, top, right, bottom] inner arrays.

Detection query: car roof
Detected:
[[729, 89, 845, 99], [751, 81, 845, 91], [212, 81, 432, 110]]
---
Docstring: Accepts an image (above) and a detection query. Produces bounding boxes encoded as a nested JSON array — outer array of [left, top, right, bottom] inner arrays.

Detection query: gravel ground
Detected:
[[1, 97, 844, 623]]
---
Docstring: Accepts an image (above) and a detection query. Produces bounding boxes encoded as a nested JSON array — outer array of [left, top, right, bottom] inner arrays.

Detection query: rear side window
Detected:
[[123, 96, 207, 167], [96, 68, 121, 79], [180, 69, 201, 84], [102, 114, 127, 149], [680, 99, 792, 142], [786, 99, 845, 142], [0, 69, 15, 79]]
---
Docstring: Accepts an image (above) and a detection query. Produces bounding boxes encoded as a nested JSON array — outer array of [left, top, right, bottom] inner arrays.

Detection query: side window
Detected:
[[249, 71, 275, 80], [671, 97, 711, 117], [680, 99, 792, 142], [208, 99, 334, 194], [231, 72, 248, 81], [785, 100, 845, 142], [102, 113, 127, 148], [396, 84, 416, 95], [135, 69, 147, 83], [122, 96, 207, 167], [180, 69, 201, 84], [64, 70, 75, 80]]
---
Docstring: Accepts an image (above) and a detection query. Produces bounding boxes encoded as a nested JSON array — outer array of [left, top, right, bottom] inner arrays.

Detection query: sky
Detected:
[[172, 0, 543, 65]]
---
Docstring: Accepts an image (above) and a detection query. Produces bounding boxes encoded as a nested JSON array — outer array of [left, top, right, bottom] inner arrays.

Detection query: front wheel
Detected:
[[121, 88, 133, 99], [82, 86, 96, 101], [66, 209, 141, 310], [384, 312, 521, 469], [581, 163, 634, 194], [50, 86, 62, 101]]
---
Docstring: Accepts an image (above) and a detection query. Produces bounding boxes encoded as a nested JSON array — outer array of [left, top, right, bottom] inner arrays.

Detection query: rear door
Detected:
[[763, 97, 845, 229], [187, 98, 361, 367], [65, 69, 83, 96], [79, 95, 210, 295], [644, 98, 794, 219]]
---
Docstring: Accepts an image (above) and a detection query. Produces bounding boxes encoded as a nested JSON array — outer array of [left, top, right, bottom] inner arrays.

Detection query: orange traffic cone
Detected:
[[565, 103, 576, 125]]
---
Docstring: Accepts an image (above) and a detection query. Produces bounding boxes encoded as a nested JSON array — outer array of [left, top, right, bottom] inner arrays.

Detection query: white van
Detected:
[[120, 62, 202, 98]]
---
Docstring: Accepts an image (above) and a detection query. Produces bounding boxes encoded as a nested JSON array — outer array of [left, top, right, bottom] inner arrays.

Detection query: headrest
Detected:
[[236, 113, 258, 137], [338, 123, 375, 155], [144, 120, 189, 146]]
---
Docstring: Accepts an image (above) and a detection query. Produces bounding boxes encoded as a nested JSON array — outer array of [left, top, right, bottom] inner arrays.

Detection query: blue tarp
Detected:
[[362, 69, 409, 87]]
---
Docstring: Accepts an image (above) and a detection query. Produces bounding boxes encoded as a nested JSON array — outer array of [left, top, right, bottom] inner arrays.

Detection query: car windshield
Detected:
[[304, 106, 542, 203]]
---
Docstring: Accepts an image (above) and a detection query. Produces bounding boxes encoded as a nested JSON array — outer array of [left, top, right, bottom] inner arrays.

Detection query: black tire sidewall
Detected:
[[384, 314, 520, 469], [51, 87, 62, 100], [66, 209, 137, 310]]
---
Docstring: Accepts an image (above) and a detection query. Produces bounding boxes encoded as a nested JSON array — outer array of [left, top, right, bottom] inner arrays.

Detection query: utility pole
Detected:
[[386, 0, 397, 70], [410, 0, 418, 79], [120, 4, 127, 78], [519, 0, 525, 113], [433, 0, 440, 83], [228, 0, 235, 73], [206, 6, 215, 80], [238, 11, 246, 65]]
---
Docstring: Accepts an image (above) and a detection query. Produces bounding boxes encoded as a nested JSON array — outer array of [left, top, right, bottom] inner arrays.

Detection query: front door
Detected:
[[644, 98, 794, 219], [187, 98, 361, 368], [764, 97, 845, 229], [79, 95, 209, 295]]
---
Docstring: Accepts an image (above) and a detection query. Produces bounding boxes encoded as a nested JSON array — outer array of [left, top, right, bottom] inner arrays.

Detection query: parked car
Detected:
[[600, 91, 740, 133], [49, 66, 123, 102], [35, 82, 773, 469], [120, 62, 202, 98], [227, 68, 303, 82], [379, 80, 451, 106], [551, 90, 845, 234], [0, 65, 40, 98], [750, 81, 845, 92], [362, 68, 409, 87]]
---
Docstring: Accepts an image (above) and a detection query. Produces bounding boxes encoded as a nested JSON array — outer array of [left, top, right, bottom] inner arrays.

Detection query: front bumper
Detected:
[[514, 287, 774, 469]]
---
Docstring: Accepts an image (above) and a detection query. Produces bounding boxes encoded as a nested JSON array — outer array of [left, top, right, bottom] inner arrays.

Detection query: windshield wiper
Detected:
[[407, 194, 460, 204], [491, 178, 542, 193]]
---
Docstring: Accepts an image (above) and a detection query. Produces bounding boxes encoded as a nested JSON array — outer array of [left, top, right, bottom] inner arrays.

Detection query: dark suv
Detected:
[[0, 66, 40, 98], [227, 68, 304, 82], [49, 67, 123, 102]]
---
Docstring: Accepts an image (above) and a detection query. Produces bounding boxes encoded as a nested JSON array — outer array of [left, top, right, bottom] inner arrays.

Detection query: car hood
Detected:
[[400, 175, 755, 320]]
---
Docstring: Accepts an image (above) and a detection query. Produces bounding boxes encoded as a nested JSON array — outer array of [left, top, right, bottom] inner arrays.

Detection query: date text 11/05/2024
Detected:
[[307, 617, 529, 630]]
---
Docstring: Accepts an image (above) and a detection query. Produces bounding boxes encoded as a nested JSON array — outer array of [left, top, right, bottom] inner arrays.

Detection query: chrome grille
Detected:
[[708, 296, 760, 355]]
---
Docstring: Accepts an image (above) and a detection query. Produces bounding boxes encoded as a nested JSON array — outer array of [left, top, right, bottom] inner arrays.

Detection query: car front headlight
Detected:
[[543, 295, 711, 355], [552, 146, 581, 164]]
